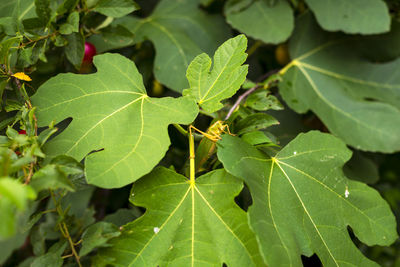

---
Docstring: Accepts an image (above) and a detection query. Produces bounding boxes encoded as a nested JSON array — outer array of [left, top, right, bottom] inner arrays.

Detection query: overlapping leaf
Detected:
[[279, 13, 400, 152], [305, 0, 390, 34], [225, 0, 294, 44], [92, 0, 139, 18], [218, 131, 398, 266], [183, 35, 248, 113], [96, 167, 264, 266], [0, 0, 36, 20], [0, 178, 36, 240], [31, 53, 198, 188], [115, 0, 230, 92]]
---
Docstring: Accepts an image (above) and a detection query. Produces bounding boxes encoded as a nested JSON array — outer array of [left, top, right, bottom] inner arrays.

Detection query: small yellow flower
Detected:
[[12, 72, 32, 82]]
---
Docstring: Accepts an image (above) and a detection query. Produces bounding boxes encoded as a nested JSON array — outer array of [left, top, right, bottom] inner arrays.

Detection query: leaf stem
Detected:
[[189, 126, 195, 186], [24, 162, 34, 184], [225, 69, 279, 120], [17, 33, 57, 49], [247, 41, 262, 57], [173, 123, 188, 136]]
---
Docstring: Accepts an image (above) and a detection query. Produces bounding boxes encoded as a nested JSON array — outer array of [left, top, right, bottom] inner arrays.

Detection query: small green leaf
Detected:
[[30, 164, 75, 192], [0, 203, 37, 263], [93, 0, 139, 18], [97, 167, 265, 266], [305, 0, 390, 34], [245, 90, 284, 111], [30, 225, 46, 256], [34, 0, 52, 25], [0, 17, 17, 35], [115, 0, 230, 92], [31, 240, 67, 267], [218, 131, 398, 266], [235, 113, 279, 135], [59, 11, 79, 35], [241, 130, 273, 145], [88, 24, 134, 53], [183, 35, 248, 113], [31, 53, 198, 188], [50, 155, 83, 176], [79, 222, 121, 256], [53, 35, 67, 47], [225, 0, 294, 44], [57, 0, 79, 15], [22, 17, 46, 35], [0, 178, 36, 240], [0, 37, 21, 65], [0, 178, 36, 210], [64, 32, 84, 69]]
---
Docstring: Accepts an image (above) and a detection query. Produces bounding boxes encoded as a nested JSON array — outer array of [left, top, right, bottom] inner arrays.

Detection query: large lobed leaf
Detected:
[[115, 0, 230, 92], [224, 0, 294, 44], [279, 13, 400, 152], [96, 167, 265, 266], [218, 131, 398, 266], [31, 53, 198, 188], [183, 35, 248, 113]]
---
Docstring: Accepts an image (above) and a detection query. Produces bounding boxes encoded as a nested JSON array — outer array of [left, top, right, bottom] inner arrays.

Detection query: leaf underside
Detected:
[[31, 53, 198, 188], [97, 167, 265, 266], [217, 131, 398, 266]]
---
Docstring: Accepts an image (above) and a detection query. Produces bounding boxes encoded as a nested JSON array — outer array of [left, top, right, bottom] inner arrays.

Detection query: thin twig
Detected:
[[62, 254, 74, 259], [24, 162, 34, 184], [50, 190, 83, 267], [17, 33, 57, 49], [247, 41, 262, 57], [62, 223, 82, 267], [173, 123, 188, 136], [225, 69, 279, 120]]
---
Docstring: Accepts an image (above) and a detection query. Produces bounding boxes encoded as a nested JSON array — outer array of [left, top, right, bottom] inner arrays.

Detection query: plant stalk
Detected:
[[189, 126, 195, 186], [50, 190, 82, 267]]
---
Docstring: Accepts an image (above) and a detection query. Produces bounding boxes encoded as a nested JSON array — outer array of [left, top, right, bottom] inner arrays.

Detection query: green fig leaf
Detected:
[[217, 131, 398, 266], [183, 35, 248, 113], [115, 0, 230, 92], [97, 167, 265, 266], [280, 13, 400, 152], [31, 53, 198, 188]]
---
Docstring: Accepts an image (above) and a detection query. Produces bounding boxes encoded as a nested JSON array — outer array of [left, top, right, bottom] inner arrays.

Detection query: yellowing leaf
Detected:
[[12, 72, 31, 81]]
